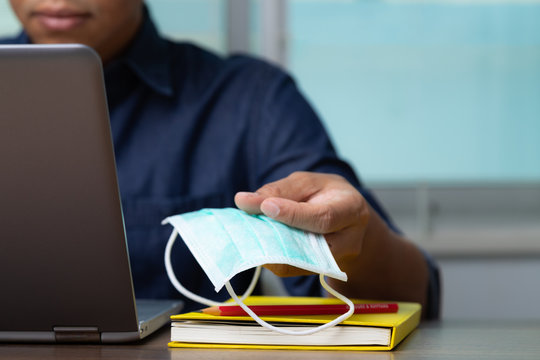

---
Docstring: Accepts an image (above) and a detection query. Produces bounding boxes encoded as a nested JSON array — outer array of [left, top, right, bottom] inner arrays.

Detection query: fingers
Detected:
[[235, 190, 329, 233], [235, 171, 325, 214], [260, 197, 337, 233], [235, 171, 365, 233], [255, 171, 333, 202], [260, 186, 365, 234], [234, 191, 265, 214]]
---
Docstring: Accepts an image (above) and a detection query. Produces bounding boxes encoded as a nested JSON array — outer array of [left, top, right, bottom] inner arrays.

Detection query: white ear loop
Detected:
[[165, 227, 354, 335], [164, 228, 261, 307], [225, 274, 354, 335]]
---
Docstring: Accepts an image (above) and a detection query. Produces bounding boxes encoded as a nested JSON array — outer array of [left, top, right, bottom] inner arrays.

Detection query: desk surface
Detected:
[[1, 320, 539, 360]]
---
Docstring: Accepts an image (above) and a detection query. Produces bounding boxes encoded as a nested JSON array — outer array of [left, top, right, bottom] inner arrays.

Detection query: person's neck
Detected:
[[99, 11, 143, 65]]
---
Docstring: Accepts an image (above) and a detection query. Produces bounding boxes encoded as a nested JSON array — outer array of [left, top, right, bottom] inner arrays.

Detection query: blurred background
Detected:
[[1, 0, 539, 320]]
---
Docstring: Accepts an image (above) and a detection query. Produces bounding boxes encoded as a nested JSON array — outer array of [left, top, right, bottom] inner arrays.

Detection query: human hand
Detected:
[[234, 171, 370, 277]]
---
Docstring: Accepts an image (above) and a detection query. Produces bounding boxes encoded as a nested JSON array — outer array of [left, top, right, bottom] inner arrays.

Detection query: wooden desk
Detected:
[[1, 320, 539, 359]]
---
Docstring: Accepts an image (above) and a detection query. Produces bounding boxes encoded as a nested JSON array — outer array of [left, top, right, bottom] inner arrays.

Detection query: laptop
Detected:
[[0, 44, 183, 343]]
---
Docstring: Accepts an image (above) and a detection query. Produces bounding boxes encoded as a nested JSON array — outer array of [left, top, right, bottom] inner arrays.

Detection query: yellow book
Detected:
[[169, 296, 421, 351]]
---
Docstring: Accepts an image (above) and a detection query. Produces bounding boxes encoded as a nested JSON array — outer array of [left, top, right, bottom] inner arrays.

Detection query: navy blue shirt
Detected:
[[1, 10, 439, 318]]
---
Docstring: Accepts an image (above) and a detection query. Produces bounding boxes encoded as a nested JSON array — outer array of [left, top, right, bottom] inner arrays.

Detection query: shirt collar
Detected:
[[116, 7, 174, 98], [13, 31, 30, 44]]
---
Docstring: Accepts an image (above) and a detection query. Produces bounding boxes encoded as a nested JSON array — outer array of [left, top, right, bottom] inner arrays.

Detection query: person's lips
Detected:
[[33, 9, 91, 31]]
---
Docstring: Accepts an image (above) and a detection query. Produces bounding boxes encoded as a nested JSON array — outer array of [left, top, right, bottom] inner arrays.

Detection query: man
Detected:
[[3, 0, 439, 318]]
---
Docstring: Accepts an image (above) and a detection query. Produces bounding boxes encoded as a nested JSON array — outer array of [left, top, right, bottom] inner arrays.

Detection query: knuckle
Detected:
[[288, 171, 306, 180], [257, 182, 282, 197], [317, 207, 336, 233], [287, 208, 299, 225], [352, 193, 370, 228], [288, 171, 313, 185]]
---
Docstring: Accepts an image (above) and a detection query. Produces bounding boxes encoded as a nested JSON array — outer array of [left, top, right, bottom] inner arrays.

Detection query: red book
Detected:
[[202, 303, 398, 316]]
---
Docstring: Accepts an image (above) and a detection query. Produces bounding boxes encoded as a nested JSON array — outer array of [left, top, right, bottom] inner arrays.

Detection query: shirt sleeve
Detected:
[[248, 64, 440, 319]]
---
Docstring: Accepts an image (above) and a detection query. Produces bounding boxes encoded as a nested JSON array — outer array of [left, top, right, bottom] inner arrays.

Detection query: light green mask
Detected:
[[162, 208, 354, 336]]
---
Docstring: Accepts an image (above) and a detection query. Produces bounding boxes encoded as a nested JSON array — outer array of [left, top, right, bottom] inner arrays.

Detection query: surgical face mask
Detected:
[[162, 208, 354, 336]]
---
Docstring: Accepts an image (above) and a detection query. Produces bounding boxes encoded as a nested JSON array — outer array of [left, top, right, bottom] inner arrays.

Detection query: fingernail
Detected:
[[261, 200, 280, 218]]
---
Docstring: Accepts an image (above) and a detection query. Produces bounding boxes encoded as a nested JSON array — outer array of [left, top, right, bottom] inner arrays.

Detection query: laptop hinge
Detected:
[[53, 326, 100, 343]]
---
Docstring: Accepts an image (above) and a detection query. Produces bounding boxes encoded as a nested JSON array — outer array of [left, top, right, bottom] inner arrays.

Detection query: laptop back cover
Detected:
[[0, 44, 139, 342]]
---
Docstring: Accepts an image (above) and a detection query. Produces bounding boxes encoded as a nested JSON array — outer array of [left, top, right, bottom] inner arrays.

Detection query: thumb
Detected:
[[260, 197, 334, 234]]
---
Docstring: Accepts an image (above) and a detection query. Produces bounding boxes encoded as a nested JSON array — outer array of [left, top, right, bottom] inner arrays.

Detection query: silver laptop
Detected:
[[0, 44, 183, 343]]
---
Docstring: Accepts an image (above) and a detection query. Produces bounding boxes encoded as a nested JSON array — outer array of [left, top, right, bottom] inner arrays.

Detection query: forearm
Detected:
[[327, 206, 429, 312]]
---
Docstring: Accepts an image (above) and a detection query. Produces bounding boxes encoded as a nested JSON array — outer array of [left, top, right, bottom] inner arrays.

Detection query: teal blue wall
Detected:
[[146, 0, 225, 52], [289, 2, 540, 183]]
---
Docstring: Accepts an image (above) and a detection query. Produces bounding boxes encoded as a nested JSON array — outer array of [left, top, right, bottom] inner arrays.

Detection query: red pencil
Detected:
[[202, 303, 398, 316]]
